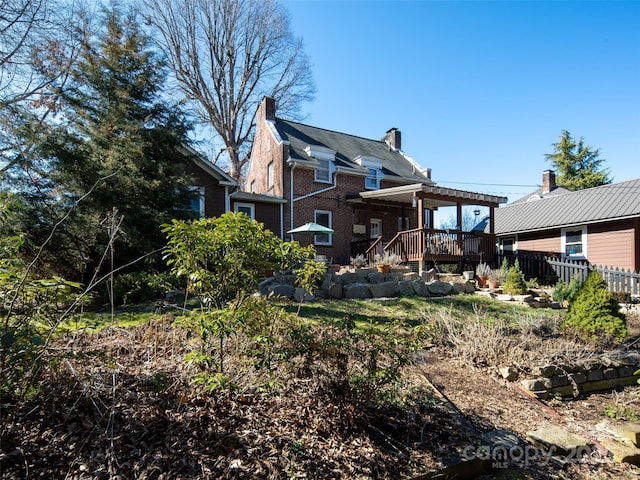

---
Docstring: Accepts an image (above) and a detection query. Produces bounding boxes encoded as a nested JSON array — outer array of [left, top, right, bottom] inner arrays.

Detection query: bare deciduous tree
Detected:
[[142, 0, 315, 180]]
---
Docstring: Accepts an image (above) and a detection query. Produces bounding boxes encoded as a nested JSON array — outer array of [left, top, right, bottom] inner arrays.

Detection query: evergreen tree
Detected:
[[544, 130, 611, 191], [7, 7, 194, 282], [562, 271, 628, 342]]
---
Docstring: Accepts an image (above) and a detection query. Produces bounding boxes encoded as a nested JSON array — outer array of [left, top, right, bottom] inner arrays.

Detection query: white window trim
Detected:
[[267, 161, 274, 189], [499, 236, 517, 253], [234, 202, 255, 220], [365, 167, 382, 190], [314, 210, 332, 246], [370, 218, 382, 238], [561, 226, 587, 259], [314, 158, 333, 184]]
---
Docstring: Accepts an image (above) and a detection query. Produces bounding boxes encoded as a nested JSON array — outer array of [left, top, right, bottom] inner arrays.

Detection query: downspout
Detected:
[[288, 159, 337, 235], [289, 162, 295, 238]]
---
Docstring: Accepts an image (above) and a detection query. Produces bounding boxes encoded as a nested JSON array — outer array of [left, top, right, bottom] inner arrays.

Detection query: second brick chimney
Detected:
[[384, 128, 401, 151], [542, 170, 556, 194]]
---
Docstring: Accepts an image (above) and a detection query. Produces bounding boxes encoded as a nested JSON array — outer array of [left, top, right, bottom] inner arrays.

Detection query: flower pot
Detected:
[[488, 280, 500, 289], [463, 270, 474, 281], [376, 264, 390, 274], [477, 275, 487, 288]]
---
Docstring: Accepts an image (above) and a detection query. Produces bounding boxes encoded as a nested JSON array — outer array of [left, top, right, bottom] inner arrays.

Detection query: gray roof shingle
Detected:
[[275, 119, 431, 184], [494, 178, 640, 235]]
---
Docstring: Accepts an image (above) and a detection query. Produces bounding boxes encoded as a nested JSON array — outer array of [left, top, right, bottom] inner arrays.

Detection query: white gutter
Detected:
[[293, 175, 337, 202]]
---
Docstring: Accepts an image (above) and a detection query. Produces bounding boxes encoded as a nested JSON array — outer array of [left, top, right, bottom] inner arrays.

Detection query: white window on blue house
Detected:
[[314, 210, 332, 245], [562, 227, 586, 258], [235, 202, 255, 220]]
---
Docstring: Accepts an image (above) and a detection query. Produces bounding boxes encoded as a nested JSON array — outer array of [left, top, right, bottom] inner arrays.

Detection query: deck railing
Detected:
[[358, 228, 495, 266]]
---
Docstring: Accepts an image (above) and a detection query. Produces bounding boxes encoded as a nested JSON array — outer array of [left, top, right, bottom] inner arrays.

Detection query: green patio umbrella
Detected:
[[287, 222, 334, 235]]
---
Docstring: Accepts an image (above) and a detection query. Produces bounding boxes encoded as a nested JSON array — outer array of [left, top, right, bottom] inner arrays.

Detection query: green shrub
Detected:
[[112, 271, 184, 305], [502, 265, 527, 295], [562, 271, 628, 342], [552, 275, 582, 303]]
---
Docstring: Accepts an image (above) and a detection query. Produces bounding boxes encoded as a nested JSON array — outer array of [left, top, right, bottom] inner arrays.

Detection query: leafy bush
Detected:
[[162, 212, 282, 308], [112, 271, 184, 305], [552, 275, 582, 303], [562, 271, 628, 342], [502, 265, 527, 295]]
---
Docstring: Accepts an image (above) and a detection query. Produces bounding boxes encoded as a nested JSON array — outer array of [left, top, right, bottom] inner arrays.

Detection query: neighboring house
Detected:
[[182, 146, 285, 235], [245, 97, 507, 269], [493, 170, 640, 272]]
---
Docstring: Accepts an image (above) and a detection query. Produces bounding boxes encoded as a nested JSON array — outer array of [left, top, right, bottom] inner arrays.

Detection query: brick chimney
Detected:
[[384, 128, 401, 151], [259, 96, 276, 121], [542, 170, 556, 194]]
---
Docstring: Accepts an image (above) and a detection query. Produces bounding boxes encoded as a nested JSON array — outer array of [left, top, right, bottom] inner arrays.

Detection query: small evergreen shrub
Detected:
[[502, 265, 527, 295], [552, 275, 582, 303], [562, 271, 628, 342]]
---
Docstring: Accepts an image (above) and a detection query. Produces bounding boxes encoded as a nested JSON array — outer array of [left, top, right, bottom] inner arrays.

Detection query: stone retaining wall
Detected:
[[513, 352, 640, 399], [259, 267, 476, 301]]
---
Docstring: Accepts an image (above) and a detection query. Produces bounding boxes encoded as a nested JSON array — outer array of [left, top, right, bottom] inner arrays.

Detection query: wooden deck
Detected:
[[358, 228, 496, 270]]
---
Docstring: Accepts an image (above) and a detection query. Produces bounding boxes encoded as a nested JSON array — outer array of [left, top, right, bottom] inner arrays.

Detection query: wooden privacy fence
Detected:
[[499, 253, 640, 295]]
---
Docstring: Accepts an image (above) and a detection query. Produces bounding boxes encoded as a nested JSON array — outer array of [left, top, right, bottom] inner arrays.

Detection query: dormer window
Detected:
[[305, 144, 336, 185], [355, 155, 384, 190]]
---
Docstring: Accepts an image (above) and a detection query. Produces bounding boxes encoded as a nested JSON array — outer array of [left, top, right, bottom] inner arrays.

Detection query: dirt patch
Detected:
[[3, 312, 640, 479]]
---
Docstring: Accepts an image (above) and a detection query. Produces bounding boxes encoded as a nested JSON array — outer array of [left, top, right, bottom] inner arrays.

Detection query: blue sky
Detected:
[[284, 0, 640, 211]]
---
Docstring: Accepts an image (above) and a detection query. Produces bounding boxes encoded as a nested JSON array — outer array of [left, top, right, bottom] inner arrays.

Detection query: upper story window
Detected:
[[315, 158, 331, 183], [562, 227, 586, 258], [305, 145, 336, 185], [355, 155, 384, 190], [365, 167, 382, 190], [267, 161, 274, 189]]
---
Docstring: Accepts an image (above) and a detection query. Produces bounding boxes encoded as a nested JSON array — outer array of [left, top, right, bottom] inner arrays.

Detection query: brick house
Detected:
[[494, 170, 640, 272], [182, 145, 285, 235], [245, 97, 506, 270]]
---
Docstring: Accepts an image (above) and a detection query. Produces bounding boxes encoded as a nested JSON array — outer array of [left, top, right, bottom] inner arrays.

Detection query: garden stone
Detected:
[[367, 272, 386, 284], [499, 366, 518, 381], [613, 422, 640, 447], [267, 284, 295, 299], [528, 425, 591, 455], [600, 438, 640, 465], [403, 272, 421, 281], [421, 268, 438, 282], [368, 281, 399, 298], [398, 280, 415, 297], [327, 283, 343, 299], [344, 284, 371, 299], [427, 280, 452, 296], [464, 281, 476, 293], [451, 282, 466, 294], [412, 280, 430, 297], [294, 287, 315, 302], [521, 378, 552, 391]]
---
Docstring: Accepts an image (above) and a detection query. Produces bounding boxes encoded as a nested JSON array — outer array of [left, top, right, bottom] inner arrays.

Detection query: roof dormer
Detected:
[[304, 144, 336, 161]]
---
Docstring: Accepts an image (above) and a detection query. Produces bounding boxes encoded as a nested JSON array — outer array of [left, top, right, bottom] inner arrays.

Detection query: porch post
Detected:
[[416, 195, 424, 274], [456, 202, 463, 250]]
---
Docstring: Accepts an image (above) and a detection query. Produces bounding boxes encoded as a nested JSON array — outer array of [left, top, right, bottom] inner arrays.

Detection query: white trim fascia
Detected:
[[354, 155, 384, 169], [399, 150, 433, 182], [496, 214, 640, 237], [304, 144, 336, 161], [265, 119, 289, 146]]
